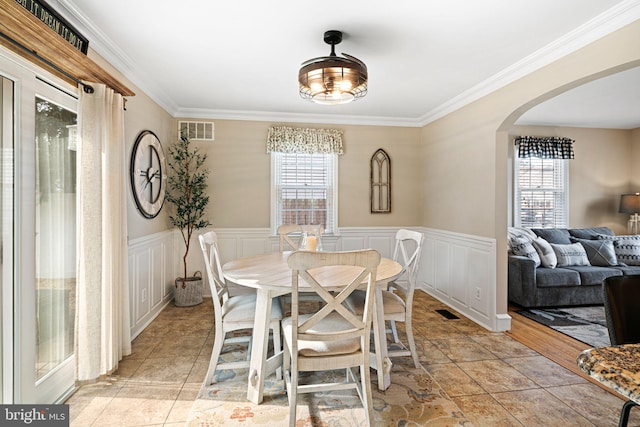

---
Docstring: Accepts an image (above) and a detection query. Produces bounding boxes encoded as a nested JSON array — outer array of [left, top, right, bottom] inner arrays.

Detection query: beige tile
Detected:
[[424, 362, 485, 397], [453, 394, 523, 427], [431, 336, 498, 362], [546, 383, 630, 426], [415, 322, 469, 339], [150, 333, 207, 358], [67, 379, 124, 399], [186, 356, 210, 384], [113, 357, 143, 379], [128, 335, 162, 359], [90, 397, 174, 426], [451, 318, 493, 335], [70, 396, 112, 426], [504, 355, 586, 388], [178, 383, 203, 401], [492, 388, 593, 426], [64, 291, 629, 427], [115, 382, 183, 400], [457, 359, 538, 393], [416, 340, 452, 364], [130, 356, 197, 383], [470, 333, 540, 358], [166, 400, 196, 423]]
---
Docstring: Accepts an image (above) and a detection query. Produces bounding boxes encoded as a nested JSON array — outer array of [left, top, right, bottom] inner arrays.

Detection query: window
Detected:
[[271, 152, 338, 234], [515, 157, 568, 228]]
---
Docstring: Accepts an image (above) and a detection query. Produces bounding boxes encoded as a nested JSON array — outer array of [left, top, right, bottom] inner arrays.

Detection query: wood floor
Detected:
[[506, 306, 625, 398]]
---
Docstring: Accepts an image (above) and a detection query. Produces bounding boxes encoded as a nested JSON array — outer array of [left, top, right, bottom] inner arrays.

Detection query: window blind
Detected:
[[516, 157, 568, 228], [273, 152, 336, 234]]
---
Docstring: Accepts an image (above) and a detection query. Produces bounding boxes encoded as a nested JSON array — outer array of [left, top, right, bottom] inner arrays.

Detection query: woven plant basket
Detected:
[[174, 271, 203, 307]]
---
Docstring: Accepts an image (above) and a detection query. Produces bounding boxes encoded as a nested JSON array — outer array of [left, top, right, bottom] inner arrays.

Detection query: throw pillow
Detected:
[[532, 228, 572, 244], [511, 236, 541, 267], [531, 237, 557, 268], [550, 243, 590, 267], [570, 237, 618, 266], [569, 227, 614, 240], [597, 234, 640, 266], [507, 227, 536, 253]]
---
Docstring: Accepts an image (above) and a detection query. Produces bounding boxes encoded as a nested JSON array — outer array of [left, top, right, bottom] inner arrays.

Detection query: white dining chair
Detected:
[[277, 224, 303, 251], [283, 249, 380, 427], [346, 228, 424, 368], [198, 231, 283, 385]]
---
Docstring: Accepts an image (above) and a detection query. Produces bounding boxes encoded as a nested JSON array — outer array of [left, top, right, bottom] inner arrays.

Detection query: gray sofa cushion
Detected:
[[569, 227, 614, 240], [612, 265, 640, 275], [563, 265, 622, 285], [532, 228, 572, 244], [535, 267, 580, 288]]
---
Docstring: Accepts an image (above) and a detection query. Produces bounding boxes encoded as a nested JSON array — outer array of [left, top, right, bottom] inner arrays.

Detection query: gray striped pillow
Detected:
[[597, 234, 640, 266]]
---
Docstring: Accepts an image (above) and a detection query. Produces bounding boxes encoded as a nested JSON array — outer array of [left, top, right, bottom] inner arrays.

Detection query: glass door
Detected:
[[0, 49, 78, 403], [1, 75, 15, 404], [34, 92, 77, 402]]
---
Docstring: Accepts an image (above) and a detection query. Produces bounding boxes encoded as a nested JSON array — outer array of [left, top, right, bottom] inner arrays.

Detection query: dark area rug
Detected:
[[516, 306, 610, 348]]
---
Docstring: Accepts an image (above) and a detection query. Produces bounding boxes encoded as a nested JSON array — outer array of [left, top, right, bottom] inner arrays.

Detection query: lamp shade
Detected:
[[298, 30, 368, 105], [619, 193, 640, 214]]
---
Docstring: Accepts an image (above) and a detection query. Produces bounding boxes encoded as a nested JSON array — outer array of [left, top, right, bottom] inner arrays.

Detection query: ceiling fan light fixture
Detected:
[[298, 30, 368, 105]]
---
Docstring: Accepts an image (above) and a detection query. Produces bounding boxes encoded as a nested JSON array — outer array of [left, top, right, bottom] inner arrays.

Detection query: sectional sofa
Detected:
[[508, 226, 640, 308]]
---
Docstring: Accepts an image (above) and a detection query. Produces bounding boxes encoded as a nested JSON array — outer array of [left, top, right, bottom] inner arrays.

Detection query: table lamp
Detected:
[[619, 193, 640, 234]]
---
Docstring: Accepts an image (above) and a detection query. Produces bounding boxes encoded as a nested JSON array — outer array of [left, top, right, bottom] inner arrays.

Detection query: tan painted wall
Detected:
[[88, 50, 175, 240], [511, 126, 633, 235], [178, 119, 422, 229], [420, 20, 640, 313], [631, 128, 640, 187]]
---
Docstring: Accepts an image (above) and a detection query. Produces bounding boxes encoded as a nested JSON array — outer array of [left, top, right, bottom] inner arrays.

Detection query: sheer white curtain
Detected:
[[75, 83, 131, 381]]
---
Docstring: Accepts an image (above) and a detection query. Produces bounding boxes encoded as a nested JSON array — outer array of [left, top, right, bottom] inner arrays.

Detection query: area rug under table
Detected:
[[516, 306, 610, 348], [186, 354, 471, 426]]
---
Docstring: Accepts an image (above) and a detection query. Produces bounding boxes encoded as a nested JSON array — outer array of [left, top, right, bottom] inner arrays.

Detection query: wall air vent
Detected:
[[178, 121, 215, 141]]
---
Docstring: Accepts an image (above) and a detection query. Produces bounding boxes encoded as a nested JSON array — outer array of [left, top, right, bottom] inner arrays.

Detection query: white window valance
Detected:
[[267, 126, 344, 155]]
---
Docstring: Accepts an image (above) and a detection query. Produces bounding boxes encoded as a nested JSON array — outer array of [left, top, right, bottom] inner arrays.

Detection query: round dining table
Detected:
[[222, 250, 402, 404]]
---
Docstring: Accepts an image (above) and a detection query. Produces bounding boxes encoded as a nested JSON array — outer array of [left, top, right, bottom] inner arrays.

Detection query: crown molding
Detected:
[[53, 0, 640, 127], [51, 0, 177, 110], [174, 107, 423, 127], [417, 0, 640, 126]]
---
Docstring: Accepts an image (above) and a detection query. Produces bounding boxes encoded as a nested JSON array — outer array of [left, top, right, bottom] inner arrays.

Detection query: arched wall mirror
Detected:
[[370, 148, 391, 213]]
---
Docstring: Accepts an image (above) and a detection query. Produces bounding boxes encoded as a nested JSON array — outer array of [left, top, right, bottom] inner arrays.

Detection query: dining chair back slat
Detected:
[[283, 249, 380, 427], [277, 224, 303, 252], [198, 231, 283, 385], [345, 228, 425, 369]]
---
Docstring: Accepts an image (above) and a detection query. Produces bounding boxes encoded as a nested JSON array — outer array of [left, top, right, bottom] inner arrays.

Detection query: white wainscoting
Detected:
[[419, 228, 508, 332], [126, 226, 508, 337], [128, 230, 176, 338]]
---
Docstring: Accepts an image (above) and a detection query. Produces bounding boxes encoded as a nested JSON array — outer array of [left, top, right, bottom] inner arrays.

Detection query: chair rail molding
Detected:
[[127, 226, 508, 339]]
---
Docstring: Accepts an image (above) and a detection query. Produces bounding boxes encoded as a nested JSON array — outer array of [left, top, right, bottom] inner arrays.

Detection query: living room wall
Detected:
[[631, 128, 640, 187], [420, 20, 640, 314], [510, 125, 634, 235]]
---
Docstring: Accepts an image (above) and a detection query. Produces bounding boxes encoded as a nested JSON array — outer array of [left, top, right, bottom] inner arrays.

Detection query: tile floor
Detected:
[[66, 292, 640, 426]]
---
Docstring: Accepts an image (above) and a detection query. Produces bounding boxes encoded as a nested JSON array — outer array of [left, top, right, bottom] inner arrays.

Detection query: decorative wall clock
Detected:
[[130, 130, 167, 219]]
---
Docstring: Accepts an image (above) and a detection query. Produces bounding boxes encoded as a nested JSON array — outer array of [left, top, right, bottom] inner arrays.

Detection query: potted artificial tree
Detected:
[[166, 132, 211, 306]]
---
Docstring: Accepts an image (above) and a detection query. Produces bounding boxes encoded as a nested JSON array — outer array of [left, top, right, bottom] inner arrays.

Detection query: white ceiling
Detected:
[[50, 0, 640, 128]]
